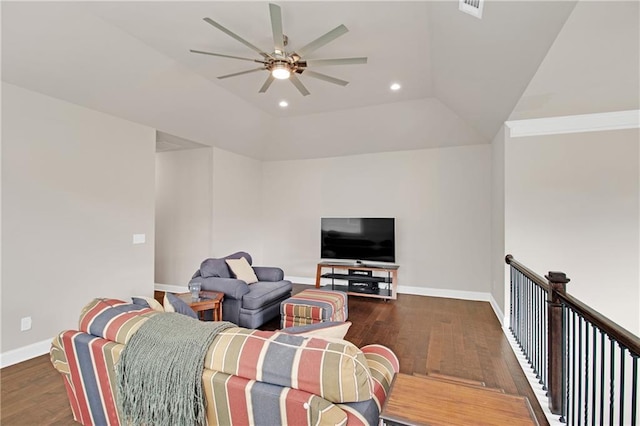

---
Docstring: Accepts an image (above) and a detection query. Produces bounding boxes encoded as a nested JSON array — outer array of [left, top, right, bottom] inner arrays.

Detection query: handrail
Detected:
[[505, 254, 550, 291], [506, 254, 639, 355], [557, 291, 640, 356]]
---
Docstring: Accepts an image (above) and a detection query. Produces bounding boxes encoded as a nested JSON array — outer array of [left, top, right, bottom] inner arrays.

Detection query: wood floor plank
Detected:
[[1, 285, 549, 425]]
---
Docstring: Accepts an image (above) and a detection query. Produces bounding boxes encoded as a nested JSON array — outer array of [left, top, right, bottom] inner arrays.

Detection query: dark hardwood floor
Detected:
[[1, 284, 548, 425]]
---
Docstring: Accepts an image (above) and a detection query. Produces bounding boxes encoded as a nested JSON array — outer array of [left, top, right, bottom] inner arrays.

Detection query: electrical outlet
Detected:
[[20, 316, 32, 331]]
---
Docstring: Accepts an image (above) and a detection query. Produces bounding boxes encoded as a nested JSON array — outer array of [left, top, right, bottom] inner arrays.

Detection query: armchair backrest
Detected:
[[199, 251, 252, 278]]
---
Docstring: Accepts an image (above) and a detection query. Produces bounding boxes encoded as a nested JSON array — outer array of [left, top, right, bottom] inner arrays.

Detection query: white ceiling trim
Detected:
[[505, 110, 640, 138]]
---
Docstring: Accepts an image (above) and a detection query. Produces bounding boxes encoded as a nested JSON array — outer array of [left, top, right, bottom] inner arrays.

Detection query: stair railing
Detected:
[[505, 254, 639, 425]]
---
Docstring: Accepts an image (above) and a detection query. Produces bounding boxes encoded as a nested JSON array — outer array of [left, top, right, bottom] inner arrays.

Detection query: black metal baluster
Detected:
[[531, 281, 540, 378], [529, 277, 533, 365], [578, 315, 583, 426], [584, 321, 590, 424], [524, 273, 528, 357], [591, 326, 597, 426], [600, 332, 605, 426], [561, 304, 568, 423], [571, 309, 577, 425], [543, 288, 548, 390], [609, 339, 615, 424], [539, 284, 544, 386], [619, 346, 625, 426], [511, 266, 516, 337], [520, 270, 525, 347], [516, 274, 522, 350], [533, 280, 537, 376], [510, 266, 515, 335], [512, 268, 517, 338], [631, 355, 638, 426], [523, 277, 531, 365]]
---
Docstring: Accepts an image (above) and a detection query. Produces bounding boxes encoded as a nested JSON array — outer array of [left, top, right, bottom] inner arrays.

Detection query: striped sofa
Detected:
[[50, 298, 399, 426]]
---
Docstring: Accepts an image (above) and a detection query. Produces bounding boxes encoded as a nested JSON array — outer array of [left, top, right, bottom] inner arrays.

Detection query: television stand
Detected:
[[315, 261, 399, 300]]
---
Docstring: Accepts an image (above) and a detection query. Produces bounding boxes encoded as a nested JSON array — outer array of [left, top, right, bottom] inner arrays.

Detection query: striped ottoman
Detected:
[[280, 289, 348, 328]]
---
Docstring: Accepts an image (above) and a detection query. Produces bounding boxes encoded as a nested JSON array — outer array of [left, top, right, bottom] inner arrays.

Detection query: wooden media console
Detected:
[[315, 261, 399, 300]]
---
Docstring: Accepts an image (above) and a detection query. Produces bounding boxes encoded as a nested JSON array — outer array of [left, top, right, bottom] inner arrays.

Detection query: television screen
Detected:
[[321, 218, 395, 263]]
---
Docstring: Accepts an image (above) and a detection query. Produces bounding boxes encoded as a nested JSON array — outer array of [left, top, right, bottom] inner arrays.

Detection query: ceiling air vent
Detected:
[[459, 0, 484, 19]]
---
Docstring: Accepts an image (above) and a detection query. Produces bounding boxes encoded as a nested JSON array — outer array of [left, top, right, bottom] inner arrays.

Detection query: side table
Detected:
[[380, 373, 539, 426], [176, 291, 223, 321]]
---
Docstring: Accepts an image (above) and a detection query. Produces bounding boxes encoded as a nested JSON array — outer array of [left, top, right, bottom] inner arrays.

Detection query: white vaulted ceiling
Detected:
[[5, 1, 634, 161]]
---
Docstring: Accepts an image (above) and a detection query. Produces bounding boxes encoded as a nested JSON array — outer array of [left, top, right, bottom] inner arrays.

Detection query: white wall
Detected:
[[210, 148, 264, 264], [155, 148, 212, 285], [261, 145, 492, 294], [505, 128, 640, 334], [154, 147, 265, 286], [1, 82, 156, 357], [491, 126, 507, 319]]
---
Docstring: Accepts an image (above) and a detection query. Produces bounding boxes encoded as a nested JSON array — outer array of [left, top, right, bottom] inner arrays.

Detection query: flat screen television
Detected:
[[321, 217, 395, 263]]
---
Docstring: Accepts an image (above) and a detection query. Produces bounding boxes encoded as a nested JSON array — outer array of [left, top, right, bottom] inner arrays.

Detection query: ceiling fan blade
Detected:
[[305, 57, 367, 67], [203, 17, 272, 59], [259, 75, 275, 93], [217, 68, 265, 79], [289, 74, 310, 96], [269, 3, 285, 55], [190, 50, 266, 63], [303, 70, 349, 86], [296, 24, 349, 57]]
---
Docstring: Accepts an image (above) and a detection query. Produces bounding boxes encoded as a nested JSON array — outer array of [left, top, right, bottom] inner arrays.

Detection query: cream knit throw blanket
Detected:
[[116, 313, 234, 426]]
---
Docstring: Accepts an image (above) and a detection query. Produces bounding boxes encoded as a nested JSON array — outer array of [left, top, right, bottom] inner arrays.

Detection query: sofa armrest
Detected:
[[252, 266, 284, 282], [192, 270, 202, 280], [360, 344, 400, 412], [193, 277, 250, 300]]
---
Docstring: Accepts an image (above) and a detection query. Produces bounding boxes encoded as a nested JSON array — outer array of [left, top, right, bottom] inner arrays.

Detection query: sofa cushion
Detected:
[[163, 293, 198, 319], [281, 321, 352, 340], [131, 296, 164, 312], [79, 298, 157, 344], [226, 257, 259, 284], [205, 327, 373, 403], [241, 280, 293, 310], [200, 258, 232, 278]]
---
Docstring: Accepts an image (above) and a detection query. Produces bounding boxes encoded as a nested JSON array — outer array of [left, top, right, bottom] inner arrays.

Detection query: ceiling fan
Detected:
[[190, 3, 367, 96]]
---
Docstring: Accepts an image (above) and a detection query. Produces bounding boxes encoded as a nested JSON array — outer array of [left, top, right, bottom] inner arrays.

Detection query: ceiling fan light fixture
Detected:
[[272, 63, 291, 80]]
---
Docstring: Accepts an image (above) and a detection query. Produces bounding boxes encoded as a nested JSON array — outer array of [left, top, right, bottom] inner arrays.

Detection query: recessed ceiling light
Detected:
[[390, 83, 401, 91], [279, 100, 289, 108]]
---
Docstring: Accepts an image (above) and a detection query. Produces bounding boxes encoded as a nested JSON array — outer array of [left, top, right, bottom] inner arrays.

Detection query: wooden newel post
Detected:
[[546, 271, 570, 417]]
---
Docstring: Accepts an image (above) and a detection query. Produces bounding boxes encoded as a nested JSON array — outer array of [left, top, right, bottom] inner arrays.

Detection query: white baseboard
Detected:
[[154, 283, 189, 293], [489, 294, 507, 327], [285, 276, 316, 285], [398, 285, 491, 302], [1, 339, 52, 368]]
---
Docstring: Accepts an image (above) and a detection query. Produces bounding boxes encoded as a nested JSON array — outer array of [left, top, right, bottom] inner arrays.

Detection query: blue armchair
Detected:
[[189, 252, 292, 328]]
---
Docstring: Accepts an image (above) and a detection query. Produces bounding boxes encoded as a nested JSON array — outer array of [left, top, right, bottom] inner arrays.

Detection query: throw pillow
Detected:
[[163, 293, 198, 319], [131, 296, 164, 312], [225, 257, 259, 284], [281, 321, 352, 340]]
